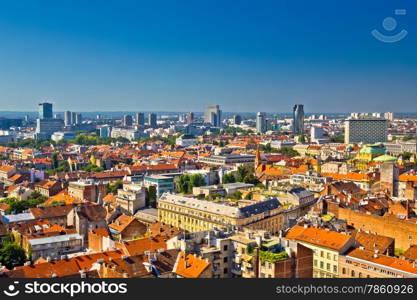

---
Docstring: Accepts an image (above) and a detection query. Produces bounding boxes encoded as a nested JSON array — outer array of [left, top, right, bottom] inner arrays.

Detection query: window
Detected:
[[327, 263, 330, 271], [351, 270, 355, 277], [320, 261, 324, 269], [327, 253, 331, 260], [224, 268, 228, 274], [320, 251, 324, 258], [333, 265, 337, 273], [314, 260, 317, 267], [223, 245, 228, 251], [223, 257, 228, 263], [342, 267, 346, 275]]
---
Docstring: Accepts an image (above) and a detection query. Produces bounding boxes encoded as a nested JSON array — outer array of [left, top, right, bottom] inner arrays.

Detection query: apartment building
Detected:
[[158, 193, 284, 233], [285, 225, 354, 278], [339, 248, 417, 278]]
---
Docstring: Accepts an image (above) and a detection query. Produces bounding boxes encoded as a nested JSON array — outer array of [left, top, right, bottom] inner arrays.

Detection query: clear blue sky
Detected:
[[0, 0, 416, 112]]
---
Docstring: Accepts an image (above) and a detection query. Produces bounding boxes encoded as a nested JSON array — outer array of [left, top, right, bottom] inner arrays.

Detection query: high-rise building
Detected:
[[38, 102, 53, 119], [187, 112, 194, 125], [35, 119, 64, 139], [99, 126, 112, 137], [293, 104, 304, 134], [384, 112, 394, 122], [136, 112, 145, 125], [311, 126, 324, 142], [54, 114, 61, 119], [233, 114, 242, 125], [148, 113, 157, 127], [64, 111, 72, 126], [204, 105, 222, 127], [123, 114, 133, 127], [344, 117, 388, 144], [71, 112, 77, 125], [256, 112, 267, 134], [75, 113, 82, 125]]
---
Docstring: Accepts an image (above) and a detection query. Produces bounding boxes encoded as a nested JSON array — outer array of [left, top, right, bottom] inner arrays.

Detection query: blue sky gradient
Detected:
[[0, 0, 416, 112]]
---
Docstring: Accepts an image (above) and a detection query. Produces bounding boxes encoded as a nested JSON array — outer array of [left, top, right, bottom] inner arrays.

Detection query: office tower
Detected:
[[233, 114, 242, 125], [71, 112, 77, 125], [123, 114, 133, 127], [256, 112, 267, 134], [384, 112, 394, 122], [54, 113, 61, 119], [344, 116, 388, 144], [148, 113, 157, 127], [204, 105, 222, 127], [38, 102, 53, 119], [311, 126, 324, 142], [179, 114, 186, 123], [75, 113, 82, 125], [136, 112, 145, 125], [293, 104, 304, 134], [64, 111, 72, 126], [36, 118, 64, 139], [187, 112, 194, 125], [100, 126, 112, 137]]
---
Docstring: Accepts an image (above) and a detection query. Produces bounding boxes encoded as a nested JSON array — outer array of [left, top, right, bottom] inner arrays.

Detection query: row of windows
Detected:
[[314, 260, 337, 273], [314, 249, 338, 262], [343, 260, 401, 277]]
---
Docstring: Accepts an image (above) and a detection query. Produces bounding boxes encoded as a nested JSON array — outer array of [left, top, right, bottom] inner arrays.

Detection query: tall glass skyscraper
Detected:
[[256, 112, 267, 134], [38, 102, 53, 119], [204, 105, 222, 127], [148, 113, 157, 127], [293, 104, 305, 134]]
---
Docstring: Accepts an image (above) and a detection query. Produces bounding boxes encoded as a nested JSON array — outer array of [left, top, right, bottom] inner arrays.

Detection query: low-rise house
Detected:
[[68, 179, 107, 203], [35, 180, 63, 197], [108, 214, 147, 241], [67, 204, 107, 244], [352, 230, 395, 256], [285, 225, 354, 278], [93, 249, 179, 278], [115, 183, 146, 215], [173, 251, 212, 278], [339, 248, 417, 278], [25, 231, 84, 261], [0, 165, 16, 182]]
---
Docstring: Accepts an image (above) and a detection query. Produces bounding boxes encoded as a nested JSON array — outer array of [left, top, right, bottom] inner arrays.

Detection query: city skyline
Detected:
[[0, 0, 416, 112]]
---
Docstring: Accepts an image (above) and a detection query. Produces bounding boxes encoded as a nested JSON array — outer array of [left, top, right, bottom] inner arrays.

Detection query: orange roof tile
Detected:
[[174, 251, 210, 278], [286, 225, 352, 251]]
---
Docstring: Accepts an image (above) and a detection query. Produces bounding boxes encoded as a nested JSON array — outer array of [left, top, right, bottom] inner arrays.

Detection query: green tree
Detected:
[[236, 165, 248, 182], [145, 186, 157, 207], [106, 180, 123, 194], [222, 173, 236, 184], [51, 152, 59, 169], [0, 243, 27, 270], [278, 146, 299, 157], [175, 174, 206, 194]]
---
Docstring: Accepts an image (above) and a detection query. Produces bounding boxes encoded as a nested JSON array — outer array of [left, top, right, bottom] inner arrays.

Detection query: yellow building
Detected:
[[158, 193, 287, 234], [351, 144, 385, 171], [285, 225, 354, 278]]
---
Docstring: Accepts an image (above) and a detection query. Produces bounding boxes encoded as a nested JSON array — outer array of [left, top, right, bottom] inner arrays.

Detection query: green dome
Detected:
[[359, 144, 385, 154], [373, 154, 397, 162]]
